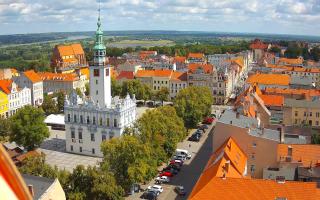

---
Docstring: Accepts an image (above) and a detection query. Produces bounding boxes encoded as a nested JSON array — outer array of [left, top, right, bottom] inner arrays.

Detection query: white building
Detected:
[[13, 70, 43, 106], [64, 13, 136, 157], [0, 80, 31, 116]]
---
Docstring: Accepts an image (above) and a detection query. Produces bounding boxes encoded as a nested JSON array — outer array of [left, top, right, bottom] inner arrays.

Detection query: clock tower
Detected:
[[89, 6, 111, 108]]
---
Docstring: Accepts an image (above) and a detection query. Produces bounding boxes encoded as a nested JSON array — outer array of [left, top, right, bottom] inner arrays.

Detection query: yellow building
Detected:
[[0, 91, 8, 118]]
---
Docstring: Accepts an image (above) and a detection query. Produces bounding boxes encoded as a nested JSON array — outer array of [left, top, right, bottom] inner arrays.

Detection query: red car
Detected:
[[203, 117, 214, 124], [159, 171, 173, 177], [170, 160, 183, 166]]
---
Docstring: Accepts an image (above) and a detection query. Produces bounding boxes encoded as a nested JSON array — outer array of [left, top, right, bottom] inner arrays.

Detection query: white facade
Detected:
[[64, 13, 136, 157], [8, 82, 31, 116], [13, 72, 43, 106], [170, 80, 187, 99]]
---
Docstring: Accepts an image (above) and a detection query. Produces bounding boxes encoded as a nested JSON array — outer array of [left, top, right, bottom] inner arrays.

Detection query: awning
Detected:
[[44, 114, 65, 125]]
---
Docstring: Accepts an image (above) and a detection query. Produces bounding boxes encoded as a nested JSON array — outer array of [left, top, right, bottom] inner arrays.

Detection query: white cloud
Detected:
[[0, 0, 320, 35]]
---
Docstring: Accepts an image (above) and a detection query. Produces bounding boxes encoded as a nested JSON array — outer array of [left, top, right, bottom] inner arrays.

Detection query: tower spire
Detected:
[[98, 0, 101, 28]]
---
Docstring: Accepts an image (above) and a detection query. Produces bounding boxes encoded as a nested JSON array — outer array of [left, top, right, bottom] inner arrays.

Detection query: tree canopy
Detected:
[[10, 106, 49, 150], [174, 86, 213, 128]]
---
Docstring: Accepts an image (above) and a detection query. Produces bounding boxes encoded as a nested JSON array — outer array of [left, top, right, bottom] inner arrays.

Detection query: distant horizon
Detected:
[[1, 29, 320, 39]]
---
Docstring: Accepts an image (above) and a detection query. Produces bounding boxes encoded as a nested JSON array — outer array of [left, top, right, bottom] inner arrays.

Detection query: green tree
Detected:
[[174, 86, 213, 128], [85, 83, 90, 96], [269, 46, 281, 55], [311, 134, 320, 144], [10, 106, 49, 150], [76, 88, 83, 98], [137, 106, 186, 159], [56, 91, 65, 113], [155, 87, 169, 105], [111, 77, 122, 97], [101, 135, 157, 191], [0, 117, 11, 142], [41, 95, 58, 115], [310, 47, 320, 61]]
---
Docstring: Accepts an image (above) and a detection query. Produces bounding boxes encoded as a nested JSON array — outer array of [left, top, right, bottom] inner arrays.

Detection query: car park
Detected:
[[141, 191, 157, 200], [155, 176, 170, 184], [147, 185, 163, 195], [159, 171, 173, 177], [175, 186, 186, 196]]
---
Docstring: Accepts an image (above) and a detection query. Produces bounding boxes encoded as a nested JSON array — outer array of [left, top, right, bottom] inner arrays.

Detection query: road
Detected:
[[127, 120, 216, 200]]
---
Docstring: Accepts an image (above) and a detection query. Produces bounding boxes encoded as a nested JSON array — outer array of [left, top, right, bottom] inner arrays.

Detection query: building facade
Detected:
[[13, 70, 43, 106], [64, 13, 136, 157], [0, 91, 8, 118]]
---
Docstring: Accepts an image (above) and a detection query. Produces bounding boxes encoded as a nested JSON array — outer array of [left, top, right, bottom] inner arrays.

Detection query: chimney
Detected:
[[224, 160, 230, 173], [287, 146, 293, 157], [28, 185, 34, 197], [277, 125, 285, 144]]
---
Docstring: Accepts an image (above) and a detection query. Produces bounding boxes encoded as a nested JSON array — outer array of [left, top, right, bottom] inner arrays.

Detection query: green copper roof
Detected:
[[94, 14, 106, 51]]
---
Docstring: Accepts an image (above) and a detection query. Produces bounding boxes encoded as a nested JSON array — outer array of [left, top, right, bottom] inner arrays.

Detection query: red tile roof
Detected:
[[190, 137, 248, 199], [278, 144, 320, 167], [265, 88, 320, 97], [117, 71, 134, 80], [23, 70, 42, 83], [171, 71, 187, 82], [57, 43, 84, 57], [188, 63, 214, 74], [174, 56, 186, 63], [247, 74, 290, 86], [190, 177, 320, 200], [250, 39, 269, 49], [0, 79, 13, 94], [38, 72, 79, 82], [135, 69, 173, 78], [259, 94, 284, 107], [188, 53, 205, 59]]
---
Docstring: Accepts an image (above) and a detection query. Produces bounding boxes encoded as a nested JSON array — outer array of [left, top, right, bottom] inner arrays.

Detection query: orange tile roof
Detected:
[[188, 53, 205, 59], [38, 72, 79, 82], [23, 70, 42, 83], [188, 63, 214, 74], [265, 88, 320, 97], [278, 144, 320, 167], [231, 57, 244, 69], [174, 56, 186, 63], [117, 71, 134, 80], [189, 177, 320, 200], [15, 150, 40, 163], [250, 39, 269, 49], [278, 57, 303, 65], [135, 69, 173, 78], [247, 74, 290, 86], [0, 79, 13, 94], [259, 94, 284, 107], [170, 71, 187, 82], [57, 43, 84, 57], [80, 67, 90, 79], [190, 137, 247, 199]]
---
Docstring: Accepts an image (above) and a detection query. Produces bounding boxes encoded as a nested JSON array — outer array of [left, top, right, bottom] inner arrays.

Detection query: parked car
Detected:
[[188, 134, 200, 142], [173, 154, 187, 161], [159, 171, 173, 177], [162, 167, 178, 175], [170, 160, 183, 166], [147, 185, 163, 195], [141, 191, 157, 200], [175, 186, 186, 196], [147, 101, 154, 107], [176, 149, 192, 159], [168, 163, 181, 171], [199, 124, 209, 131], [155, 176, 170, 184], [202, 117, 214, 124]]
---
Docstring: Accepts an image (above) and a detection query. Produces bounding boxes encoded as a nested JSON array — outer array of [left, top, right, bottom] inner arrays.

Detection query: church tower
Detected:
[[89, 4, 111, 107]]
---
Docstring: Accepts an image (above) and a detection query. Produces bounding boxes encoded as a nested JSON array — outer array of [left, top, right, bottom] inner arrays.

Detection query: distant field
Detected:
[[108, 39, 175, 48]]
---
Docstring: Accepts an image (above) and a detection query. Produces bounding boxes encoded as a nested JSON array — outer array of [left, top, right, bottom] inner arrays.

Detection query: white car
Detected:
[[155, 176, 170, 184], [173, 154, 186, 161], [147, 185, 164, 195]]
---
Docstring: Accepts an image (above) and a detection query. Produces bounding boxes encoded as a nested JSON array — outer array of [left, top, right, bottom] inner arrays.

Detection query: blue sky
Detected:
[[0, 0, 320, 35]]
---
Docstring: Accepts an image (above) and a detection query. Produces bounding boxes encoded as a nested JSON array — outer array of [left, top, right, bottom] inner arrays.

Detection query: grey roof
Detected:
[[298, 167, 320, 178], [2, 142, 24, 151], [219, 110, 280, 142], [284, 98, 320, 109], [22, 174, 55, 200], [219, 110, 307, 144], [290, 76, 314, 86]]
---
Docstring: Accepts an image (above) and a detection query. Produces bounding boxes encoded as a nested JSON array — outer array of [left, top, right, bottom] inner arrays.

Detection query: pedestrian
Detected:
[[189, 143, 191, 148]]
